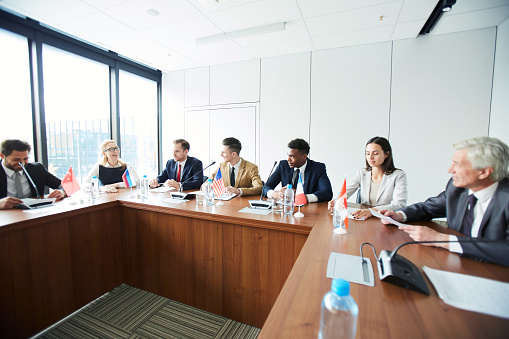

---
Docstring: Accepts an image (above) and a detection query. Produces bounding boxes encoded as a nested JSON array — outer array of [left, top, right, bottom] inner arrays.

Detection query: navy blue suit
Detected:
[[263, 159, 333, 202], [401, 178, 509, 267], [156, 156, 203, 190], [1, 160, 62, 198]]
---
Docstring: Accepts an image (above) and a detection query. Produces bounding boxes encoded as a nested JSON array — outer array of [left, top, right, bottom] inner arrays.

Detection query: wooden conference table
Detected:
[[0, 189, 508, 338]]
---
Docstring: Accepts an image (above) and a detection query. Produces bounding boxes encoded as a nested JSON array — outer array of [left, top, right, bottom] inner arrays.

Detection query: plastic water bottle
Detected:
[[205, 178, 214, 205], [283, 184, 294, 215], [91, 176, 100, 200], [318, 279, 358, 339], [140, 175, 149, 199]]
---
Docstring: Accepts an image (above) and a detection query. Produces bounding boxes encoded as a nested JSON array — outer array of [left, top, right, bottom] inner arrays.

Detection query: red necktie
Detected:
[[177, 164, 181, 182]]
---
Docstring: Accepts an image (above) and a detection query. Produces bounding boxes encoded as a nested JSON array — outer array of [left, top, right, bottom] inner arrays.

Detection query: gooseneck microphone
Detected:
[[19, 162, 40, 199], [360, 238, 507, 295], [259, 160, 278, 201], [178, 161, 216, 193]]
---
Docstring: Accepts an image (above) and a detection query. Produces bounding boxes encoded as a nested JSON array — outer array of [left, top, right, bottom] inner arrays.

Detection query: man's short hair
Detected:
[[222, 137, 242, 154], [174, 139, 190, 151], [454, 136, 509, 182], [1, 139, 31, 157], [288, 138, 310, 155]]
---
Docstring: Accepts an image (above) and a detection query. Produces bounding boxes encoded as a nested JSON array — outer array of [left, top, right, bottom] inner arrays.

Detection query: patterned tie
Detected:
[[230, 167, 236, 187], [460, 194, 478, 236], [14, 172, 24, 198], [177, 164, 181, 182], [292, 169, 300, 188]]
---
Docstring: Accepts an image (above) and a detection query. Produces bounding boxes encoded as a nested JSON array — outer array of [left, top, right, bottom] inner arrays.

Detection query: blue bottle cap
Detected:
[[208, 178, 212, 183], [331, 278, 350, 296], [92, 176, 97, 179], [288, 184, 292, 189]]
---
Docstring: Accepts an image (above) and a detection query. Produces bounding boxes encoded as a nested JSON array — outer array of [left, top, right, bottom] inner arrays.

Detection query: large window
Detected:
[[0, 28, 33, 147], [119, 70, 158, 179], [43, 44, 110, 182]]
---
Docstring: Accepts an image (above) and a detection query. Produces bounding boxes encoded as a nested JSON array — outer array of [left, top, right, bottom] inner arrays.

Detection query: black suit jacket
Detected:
[[263, 159, 333, 202], [401, 178, 509, 267], [156, 156, 203, 190], [0, 160, 62, 198]]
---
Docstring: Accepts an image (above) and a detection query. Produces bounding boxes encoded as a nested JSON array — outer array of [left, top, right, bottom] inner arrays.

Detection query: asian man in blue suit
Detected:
[[150, 139, 203, 191], [263, 138, 333, 203]]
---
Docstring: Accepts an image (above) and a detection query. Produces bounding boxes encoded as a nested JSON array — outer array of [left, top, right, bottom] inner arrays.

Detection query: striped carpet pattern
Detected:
[[32, 284, 260, 339]]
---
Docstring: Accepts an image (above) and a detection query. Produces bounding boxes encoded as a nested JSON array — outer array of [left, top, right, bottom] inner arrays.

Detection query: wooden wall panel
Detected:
[[121, 207, 308, 328]]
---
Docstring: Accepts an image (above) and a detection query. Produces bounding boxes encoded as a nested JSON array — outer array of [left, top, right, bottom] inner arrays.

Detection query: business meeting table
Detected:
[[0, 188, 508, 338]]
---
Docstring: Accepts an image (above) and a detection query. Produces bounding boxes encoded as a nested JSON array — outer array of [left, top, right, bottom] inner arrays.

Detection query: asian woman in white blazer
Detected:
[[329, 136, 408, 219]]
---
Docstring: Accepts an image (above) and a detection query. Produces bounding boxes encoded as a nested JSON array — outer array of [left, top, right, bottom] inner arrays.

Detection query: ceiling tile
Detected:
[[397, 0, 436, 22], [187, 0, 260, 14], [312, 26, 394, 50], [297, 0, 399, 18], [392, 20, 425, 40], [433, 5, 509, 35], [145, 15, 223, 46], [205, 0, 302, 32], [234, 20, 310, 47], [60, 11, 136, 48], [305, 1, 402, 37], [449, 0, 509, 14], [103, 0, 202, 31], [82, 0, 130, 11], [1, 0, 97, 25]]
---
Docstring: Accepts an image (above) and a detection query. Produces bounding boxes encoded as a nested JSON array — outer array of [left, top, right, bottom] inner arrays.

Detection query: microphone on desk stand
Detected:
[[249, 161, 278, 209], [19, 162, 40, 199], [360, 238, 507, 295], [171, 161, 216, 200]]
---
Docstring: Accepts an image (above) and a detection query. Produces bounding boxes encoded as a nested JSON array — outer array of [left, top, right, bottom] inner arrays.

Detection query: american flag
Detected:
[[212, 168, 226, 198]]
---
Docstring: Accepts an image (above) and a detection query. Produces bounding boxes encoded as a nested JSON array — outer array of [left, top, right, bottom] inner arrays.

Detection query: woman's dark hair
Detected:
[[365, 136, 397, 175]]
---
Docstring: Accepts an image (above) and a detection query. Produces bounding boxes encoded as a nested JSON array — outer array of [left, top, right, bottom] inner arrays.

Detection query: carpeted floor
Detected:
[[31, 284, 260, 339]]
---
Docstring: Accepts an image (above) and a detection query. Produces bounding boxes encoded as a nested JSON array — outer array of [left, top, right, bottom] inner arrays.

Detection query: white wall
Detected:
[[161, 27, 505, 204], [490, 17, 509, 147], [391, 28, 496, 203]]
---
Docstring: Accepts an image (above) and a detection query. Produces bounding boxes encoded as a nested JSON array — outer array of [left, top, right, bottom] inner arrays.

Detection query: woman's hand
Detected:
[[350, 208, 374, 220], [100, 185, 117, 193]]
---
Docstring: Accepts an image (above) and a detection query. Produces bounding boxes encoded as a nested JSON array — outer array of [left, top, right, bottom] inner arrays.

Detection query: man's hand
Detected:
[[398, 225, 450, 249], [48, 190, 65, 201], [225, 186, 240, 196], [165, 179, 180, 190], [0, 197, 22, 209], [378, 210, 404, 224], [149, 179, 159, 188]]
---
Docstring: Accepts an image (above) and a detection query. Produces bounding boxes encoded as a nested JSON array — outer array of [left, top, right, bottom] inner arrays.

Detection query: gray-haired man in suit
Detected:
[[381, 136, 509, 267]]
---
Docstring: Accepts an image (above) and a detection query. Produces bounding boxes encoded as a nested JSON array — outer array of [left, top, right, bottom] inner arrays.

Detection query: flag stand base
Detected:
[[294, 206, 304, 218], [216, 201, 224, 206], [333, 227, 347, 234], [128, 187, 135, 198]]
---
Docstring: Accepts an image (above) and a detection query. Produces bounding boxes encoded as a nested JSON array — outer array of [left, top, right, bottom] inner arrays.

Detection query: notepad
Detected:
[[326, 252, 375, 287]]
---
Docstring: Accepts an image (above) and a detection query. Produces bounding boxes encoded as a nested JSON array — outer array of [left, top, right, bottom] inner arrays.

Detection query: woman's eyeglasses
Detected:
[[104, 146, 120, 152]]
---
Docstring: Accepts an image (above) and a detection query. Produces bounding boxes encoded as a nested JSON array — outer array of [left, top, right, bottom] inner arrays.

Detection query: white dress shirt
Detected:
[[267, 160, 318, 203], [2, 161, 31, 198]]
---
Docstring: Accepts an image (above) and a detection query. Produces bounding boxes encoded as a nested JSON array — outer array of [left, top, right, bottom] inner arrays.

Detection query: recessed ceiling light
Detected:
[[146, 9, 160, 16]]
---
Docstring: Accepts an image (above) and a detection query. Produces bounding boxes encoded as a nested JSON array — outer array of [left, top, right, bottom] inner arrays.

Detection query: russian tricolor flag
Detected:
[[122, 168, 133, 188]]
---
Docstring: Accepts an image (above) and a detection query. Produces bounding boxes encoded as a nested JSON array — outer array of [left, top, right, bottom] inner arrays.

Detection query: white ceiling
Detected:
[[1, 0, 508, 73]]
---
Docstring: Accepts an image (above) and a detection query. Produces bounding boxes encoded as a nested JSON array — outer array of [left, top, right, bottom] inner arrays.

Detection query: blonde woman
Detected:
[[84, 140, 139, 191]]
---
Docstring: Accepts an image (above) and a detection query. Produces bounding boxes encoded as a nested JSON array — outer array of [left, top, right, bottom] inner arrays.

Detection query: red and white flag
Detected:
[[334, 176, 348, 230], [294, 172, 306, 206], [61, 166, 80, 196], [212, 168, 226, 198]]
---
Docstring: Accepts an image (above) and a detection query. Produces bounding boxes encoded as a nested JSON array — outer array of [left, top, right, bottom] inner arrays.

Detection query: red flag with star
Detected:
[[61, 166, 80, 196]]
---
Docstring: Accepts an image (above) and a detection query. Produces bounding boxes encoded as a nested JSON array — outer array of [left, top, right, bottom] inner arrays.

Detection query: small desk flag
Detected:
[[122, 168, 133, 188], [212, 168, 226, 198], [295, 172, 306, 206], [61, 166, 80, 196], [335, 176, 348, 230]]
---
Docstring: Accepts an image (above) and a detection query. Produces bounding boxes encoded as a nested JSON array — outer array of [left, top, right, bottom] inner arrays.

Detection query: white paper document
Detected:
[[162, 198, 189, 204], [423, 266, 509, 319], [215, 192, 236, 201], [150, 186, 174, 193], [369, 208, 408, 227], [326, 252, 375, 287], [238, 207, 272, 215]]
